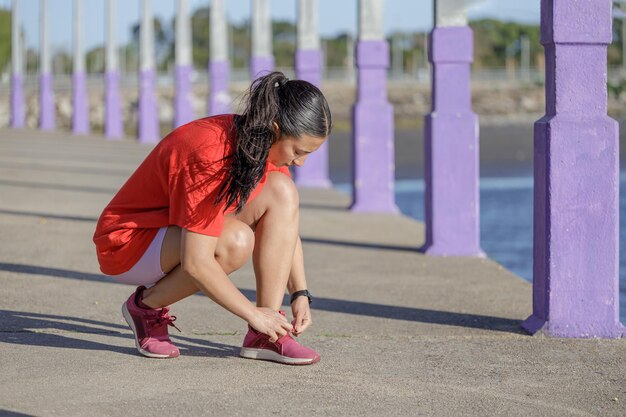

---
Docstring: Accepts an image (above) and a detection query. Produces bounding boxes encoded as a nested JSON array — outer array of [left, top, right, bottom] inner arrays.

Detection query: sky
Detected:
[[2, 0, 540, 52]]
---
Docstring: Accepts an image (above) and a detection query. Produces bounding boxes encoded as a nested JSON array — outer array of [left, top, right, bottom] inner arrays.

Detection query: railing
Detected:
[[3, 66, 626, 94]]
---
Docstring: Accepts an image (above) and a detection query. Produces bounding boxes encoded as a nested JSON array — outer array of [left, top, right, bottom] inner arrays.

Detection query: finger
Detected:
[[276, 312, 290, 324], [276, 326, 288, 338], [298, 317, 311, 332], [268, 331, 278, 343], [280, 320, 293, 332], [296, 318, 311, 334], [291, 315, 303, 333]]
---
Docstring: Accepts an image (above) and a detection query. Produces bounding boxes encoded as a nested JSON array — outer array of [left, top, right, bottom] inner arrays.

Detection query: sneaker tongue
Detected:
[[147, 308, 178, 338]]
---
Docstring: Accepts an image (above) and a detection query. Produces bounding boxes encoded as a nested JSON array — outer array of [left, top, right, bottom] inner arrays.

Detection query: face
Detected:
[[268, 133, 327, 167]]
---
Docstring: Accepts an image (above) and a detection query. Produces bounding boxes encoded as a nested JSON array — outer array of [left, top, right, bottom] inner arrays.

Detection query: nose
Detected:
[[293, 155, 307, 167]]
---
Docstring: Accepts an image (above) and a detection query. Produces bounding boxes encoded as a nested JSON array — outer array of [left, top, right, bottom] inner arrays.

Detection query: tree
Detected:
[[469, 19, 540, 68], [609, 17, 623, 67], [51, 50, 71, 74], [0, 8, 12, 74], [191, 6, 210, 69], [130, 17, 172, 71], [273, 20, 296, 68], [86, 46, 105, 73], [321, 32, 351, 68]]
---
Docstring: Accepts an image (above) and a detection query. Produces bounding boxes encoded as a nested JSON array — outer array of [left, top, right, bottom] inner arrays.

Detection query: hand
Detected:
[[290, 296, 312, 336], [248, 307, 293, 343]]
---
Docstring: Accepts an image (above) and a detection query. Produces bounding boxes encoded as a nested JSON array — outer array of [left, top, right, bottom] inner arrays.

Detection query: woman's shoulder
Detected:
[[170, 114, 235, 142], [188, 114, 236, 134], [160, 114, 236, 160]]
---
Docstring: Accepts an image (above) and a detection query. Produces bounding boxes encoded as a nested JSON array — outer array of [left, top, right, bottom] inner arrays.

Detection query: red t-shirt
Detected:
[[93, 114, 289, 275]]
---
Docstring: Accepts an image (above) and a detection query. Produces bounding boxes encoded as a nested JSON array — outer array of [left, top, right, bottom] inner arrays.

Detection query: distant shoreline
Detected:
[[327, 118, 626, 183]]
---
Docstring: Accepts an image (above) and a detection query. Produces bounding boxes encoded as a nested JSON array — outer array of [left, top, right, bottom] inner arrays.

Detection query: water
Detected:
[[338, 174, 626, 323]]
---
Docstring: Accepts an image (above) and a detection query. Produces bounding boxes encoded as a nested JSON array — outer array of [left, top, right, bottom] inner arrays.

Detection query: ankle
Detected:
[[138, 288, 161, 309]]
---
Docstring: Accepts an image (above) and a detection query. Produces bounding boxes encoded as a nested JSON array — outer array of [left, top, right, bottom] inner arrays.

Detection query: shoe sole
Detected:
[[239, 347, 320, 365], [121, 303, 176, 359]]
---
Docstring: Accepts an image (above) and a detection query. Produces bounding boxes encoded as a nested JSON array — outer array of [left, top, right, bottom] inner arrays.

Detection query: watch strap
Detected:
[[290, 289, 312, 305]]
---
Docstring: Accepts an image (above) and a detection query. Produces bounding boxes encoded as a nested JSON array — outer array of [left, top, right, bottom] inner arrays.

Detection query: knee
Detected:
[[231, 225, 255, 256], [227, 224, 255, 261], [216, 222, 255, 271], [266, 171, 299, 212]]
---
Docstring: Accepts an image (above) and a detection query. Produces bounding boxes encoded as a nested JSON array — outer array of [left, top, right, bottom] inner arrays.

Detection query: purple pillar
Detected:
[[350, 40, 398, 213], [522, 0, 625, 338], [72, 71, 90, 134], [174, 64, 194, 127], [11, 74, 24, 128], [421, 26, 482, 256], [209, 60, 231, 115], [296, 49, 322, 88], [250, 56, 275, 81], [105, 71, 123, 139], [294, 49, 331, 188], [138, 69, 159, 143], [39, 73, 56, 131]]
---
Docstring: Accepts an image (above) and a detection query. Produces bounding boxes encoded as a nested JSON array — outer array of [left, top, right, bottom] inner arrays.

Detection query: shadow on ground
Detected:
[[301, 237, 419, 253], [0, 410, 37, 417], [0, 309, 239, 359], [0, 262, 523, 334]]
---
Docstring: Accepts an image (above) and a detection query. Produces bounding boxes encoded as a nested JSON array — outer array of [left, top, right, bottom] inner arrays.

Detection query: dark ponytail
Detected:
[[216, 71, 332, 212]]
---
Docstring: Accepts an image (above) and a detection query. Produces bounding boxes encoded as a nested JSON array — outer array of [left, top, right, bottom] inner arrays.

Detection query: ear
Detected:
[[272, 122, 281, 141]]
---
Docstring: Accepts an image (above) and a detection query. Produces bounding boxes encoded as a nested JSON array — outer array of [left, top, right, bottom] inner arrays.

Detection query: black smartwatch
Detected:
[[290, 289, 313, 305]]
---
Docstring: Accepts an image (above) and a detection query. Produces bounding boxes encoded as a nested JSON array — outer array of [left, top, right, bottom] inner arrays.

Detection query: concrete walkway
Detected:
[[0, 128, 624, 417]]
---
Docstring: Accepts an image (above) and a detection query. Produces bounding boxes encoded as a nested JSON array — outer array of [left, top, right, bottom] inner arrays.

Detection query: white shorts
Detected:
[[107, 227, 168, 286]]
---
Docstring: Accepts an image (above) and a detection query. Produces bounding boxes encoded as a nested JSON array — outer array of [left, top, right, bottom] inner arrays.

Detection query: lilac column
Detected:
[[293, 0, 331, 188], [522, 0, 625, 338], [174, 0, 194, 128], [39, 0, 55, 131], [208, 0, 231, 115], [209, 61, 231, 115], [105, 0, 123, 139], [296, 50, 322, 89], [72, 0, 90, 135], [350, 0, 397, 213], [138, 0, 159, 143], [250, 0, 274, 80], [11, 0, 24, 128], [251, 56, 274, 80], [421, 1, 482, 256], [11, 75, 24, 129], [105, 71, 123, 138], [174, 65, 194, 126]]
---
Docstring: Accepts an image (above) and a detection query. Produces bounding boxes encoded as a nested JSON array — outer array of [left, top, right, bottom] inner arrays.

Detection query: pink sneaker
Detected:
[[239, 311, 320, 365], [121, 286, 180, 359]]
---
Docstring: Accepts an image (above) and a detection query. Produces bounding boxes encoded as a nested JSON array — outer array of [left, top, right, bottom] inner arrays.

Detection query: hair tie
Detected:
[[275, 78, 289, 88]]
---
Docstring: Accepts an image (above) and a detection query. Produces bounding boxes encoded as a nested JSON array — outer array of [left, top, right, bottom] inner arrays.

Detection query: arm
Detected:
[[181, 229, 292, 341]]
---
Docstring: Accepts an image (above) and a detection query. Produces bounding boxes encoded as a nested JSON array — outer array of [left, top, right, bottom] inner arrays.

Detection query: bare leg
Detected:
[[141, 217, 254, 308], [233, 172, 300, 311], [142, 171, 299, 312]]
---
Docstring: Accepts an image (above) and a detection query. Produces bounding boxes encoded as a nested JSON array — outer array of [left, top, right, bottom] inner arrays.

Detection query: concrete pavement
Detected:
[[0, 128, 624, 417]]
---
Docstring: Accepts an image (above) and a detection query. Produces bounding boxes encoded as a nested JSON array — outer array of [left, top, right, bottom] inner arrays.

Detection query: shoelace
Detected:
[[147, 309, 181, 333]]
